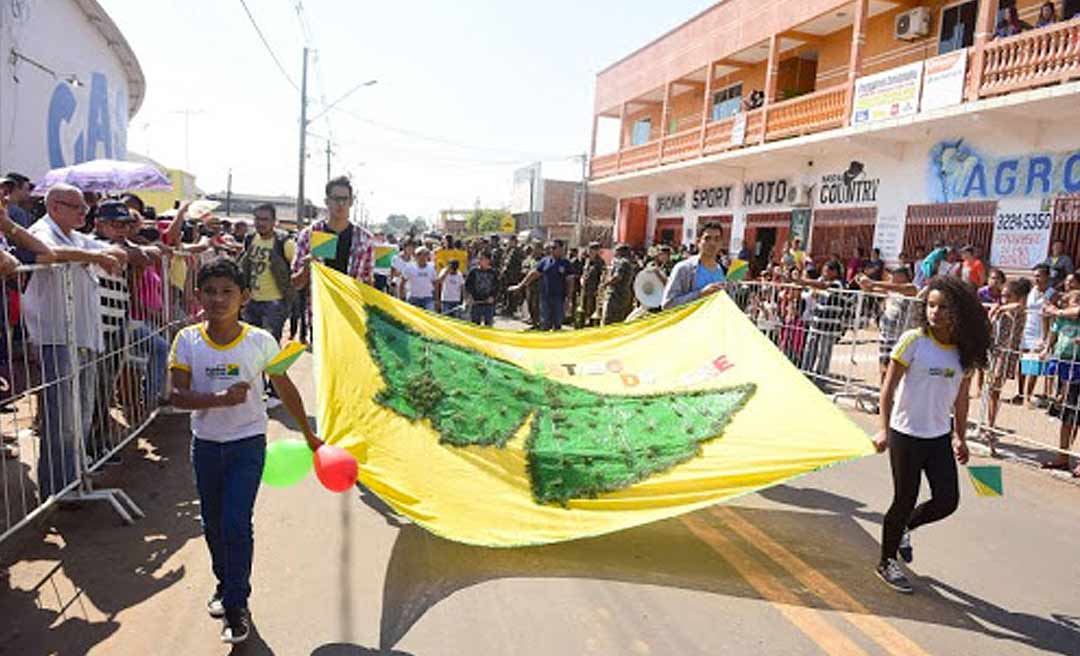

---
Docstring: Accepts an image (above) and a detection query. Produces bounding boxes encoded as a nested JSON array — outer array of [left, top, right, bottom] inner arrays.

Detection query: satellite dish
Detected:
[[633, 269, 666, 309]]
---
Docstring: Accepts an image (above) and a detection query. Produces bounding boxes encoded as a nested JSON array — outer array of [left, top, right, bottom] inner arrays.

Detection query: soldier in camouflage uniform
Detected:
[[578, 242, 605, 328], [601, 243, 636, 325], [500, 235, 525, 317], [522, 241, 544, 327]]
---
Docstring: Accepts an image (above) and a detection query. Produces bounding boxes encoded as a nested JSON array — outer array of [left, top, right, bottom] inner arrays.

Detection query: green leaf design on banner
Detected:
[[365, 306, 755, 505]]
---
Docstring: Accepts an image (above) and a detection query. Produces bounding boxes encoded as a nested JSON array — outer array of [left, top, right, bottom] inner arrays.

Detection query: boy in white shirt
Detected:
[[398, 246, 437, 311], [169, 259, 319, 645]]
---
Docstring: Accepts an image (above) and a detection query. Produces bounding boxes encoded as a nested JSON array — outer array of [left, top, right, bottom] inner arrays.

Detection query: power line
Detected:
[[238, 0, 299, 90]]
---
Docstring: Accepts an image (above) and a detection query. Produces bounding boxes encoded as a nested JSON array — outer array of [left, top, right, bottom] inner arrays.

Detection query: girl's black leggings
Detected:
[[880, 429, 960, 564]]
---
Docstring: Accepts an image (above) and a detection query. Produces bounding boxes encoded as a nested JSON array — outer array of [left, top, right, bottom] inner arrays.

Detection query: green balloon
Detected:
[[262, 439, 314, 487]]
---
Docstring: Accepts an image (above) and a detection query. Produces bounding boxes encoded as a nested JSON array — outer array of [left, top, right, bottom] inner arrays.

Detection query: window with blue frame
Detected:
[[711, 83, 743, 121], [630, 118, 652, 146]]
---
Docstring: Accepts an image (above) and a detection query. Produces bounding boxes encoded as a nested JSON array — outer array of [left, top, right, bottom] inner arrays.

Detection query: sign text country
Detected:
[[819, 178, 880, 204]]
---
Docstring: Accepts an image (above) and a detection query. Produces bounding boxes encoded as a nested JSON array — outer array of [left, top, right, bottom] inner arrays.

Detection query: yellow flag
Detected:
[[311, 264, 873, 547]]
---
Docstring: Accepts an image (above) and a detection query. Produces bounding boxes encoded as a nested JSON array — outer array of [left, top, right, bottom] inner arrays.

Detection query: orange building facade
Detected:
[[589, 0, 1080, 272]]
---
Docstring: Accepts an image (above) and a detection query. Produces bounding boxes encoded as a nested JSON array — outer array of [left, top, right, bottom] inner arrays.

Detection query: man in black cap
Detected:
[[0, 173, 34, 228]]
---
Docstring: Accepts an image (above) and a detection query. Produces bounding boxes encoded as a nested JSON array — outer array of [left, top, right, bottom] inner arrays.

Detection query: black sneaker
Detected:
[[207, 590, 225, 619], [876, 559, 913, 594], [221, 607, 250, 644], [898, 529, 913, 564]]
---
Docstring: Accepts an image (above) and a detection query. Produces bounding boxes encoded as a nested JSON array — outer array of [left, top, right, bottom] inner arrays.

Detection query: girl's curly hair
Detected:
[[917, 275, 991, 371]]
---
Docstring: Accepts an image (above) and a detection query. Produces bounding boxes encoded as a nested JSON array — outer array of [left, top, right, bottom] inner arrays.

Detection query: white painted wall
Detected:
[[0, 0, 139, 178]]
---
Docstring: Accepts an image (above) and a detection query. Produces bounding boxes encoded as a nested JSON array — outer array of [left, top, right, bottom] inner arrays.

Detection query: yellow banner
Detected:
[[434, 249, 468, 272], [312, 264, 873, 547]]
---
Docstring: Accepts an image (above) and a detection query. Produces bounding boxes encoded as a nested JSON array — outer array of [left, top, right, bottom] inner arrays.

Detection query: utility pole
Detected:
[[169, 109, 206, 172], [226, 168, 233, 217], [575, 153, 588, 247], [297, 46, 310, 226], [326, 141, 333, 181]]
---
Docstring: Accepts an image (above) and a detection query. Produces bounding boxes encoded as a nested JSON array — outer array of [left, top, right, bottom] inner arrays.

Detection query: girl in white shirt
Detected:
[[874, 275, 991, 594]]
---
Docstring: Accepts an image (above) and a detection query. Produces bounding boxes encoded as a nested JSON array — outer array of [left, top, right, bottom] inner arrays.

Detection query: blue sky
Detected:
[[102, 0, 712, 222]]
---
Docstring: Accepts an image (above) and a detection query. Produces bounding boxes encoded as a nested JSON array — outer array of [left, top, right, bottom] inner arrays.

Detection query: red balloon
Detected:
[[313, 444, 358, 493]]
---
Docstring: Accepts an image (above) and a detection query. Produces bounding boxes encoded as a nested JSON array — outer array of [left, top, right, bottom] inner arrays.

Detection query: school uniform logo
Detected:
[[206, 364, 242, 378], [928, 367, 956, 379]]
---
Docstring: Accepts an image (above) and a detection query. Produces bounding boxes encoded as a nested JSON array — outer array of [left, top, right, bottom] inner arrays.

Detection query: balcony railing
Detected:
[[764, 85, 848, 141], [978, 20, 1080, 97], [661, 126, 703, 164]]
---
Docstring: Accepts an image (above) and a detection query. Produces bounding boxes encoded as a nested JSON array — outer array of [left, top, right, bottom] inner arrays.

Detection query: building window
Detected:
[[712, 83, 743, 121], [631, 118, 652, 146], [939, 1, 978, 54]]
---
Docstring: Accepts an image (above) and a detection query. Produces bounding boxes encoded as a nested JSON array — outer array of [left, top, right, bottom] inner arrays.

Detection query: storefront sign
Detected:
[[851, 61, 923, 125], [819, 163, 880, 205], [655, 193, 686, 215], [929, 139, 1080, 202], [742, 179, 793, 207], [921, 51, 966, 112], [872, 214, 905, 262], [789, 208, 811, 245], [730, 113, 747, 146], [990, 198, 1053, 269], [691, 186, 734, 210]]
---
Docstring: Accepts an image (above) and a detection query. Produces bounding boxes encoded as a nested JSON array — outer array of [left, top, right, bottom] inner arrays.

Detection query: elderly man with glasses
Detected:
[[22, 183, 127, 498]]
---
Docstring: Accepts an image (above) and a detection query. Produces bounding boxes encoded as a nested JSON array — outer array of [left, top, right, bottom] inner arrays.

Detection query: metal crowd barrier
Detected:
[[0, 256, 199, 545], [727, 280, 1080, 463]]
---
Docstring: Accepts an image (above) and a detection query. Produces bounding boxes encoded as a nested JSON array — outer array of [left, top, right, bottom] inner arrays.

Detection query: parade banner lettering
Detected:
[[851, 61, 923, 125], [990, 198, 1053, 269], [921, 51, 966, 112], [311, 264, 873, 547]]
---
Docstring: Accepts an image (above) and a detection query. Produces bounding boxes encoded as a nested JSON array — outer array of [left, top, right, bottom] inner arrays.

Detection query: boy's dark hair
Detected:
[[1033, 263, 1051, 275], [700, 222, 724, 235], [325, 175, 353, 199], [1007, 278, 1032, 299], [197, 258, 249, 291], [823, 260, 843, 276], [253, 202, 277, 219], [917, 276, 991, 371], [479, 249, 493, 260]]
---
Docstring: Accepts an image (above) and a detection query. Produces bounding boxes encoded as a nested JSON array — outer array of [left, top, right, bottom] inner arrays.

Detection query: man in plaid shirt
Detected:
[[291, 175, 374, 289]]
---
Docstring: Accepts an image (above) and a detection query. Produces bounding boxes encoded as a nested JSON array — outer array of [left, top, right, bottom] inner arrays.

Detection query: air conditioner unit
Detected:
[[895, 7, 931, 41]]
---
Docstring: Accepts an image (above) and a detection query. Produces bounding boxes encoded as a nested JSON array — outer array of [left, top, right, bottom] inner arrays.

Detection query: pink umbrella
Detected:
[[35, 159, 172, 193]]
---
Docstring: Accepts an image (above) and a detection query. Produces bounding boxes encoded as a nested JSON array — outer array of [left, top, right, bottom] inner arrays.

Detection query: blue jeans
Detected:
[[471, 303, 495, 326], [132, 324, 169, 403], [38, 346, 97, 498], [408, 297, 434, 311], [441, 300, 462, 316], [540, 295, 565, 331], [244, 299, 289, 342], [191, 435, 266, 610]]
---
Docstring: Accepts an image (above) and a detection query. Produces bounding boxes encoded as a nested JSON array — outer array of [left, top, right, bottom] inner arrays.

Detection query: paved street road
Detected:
[[3, 338, 1079, 655]]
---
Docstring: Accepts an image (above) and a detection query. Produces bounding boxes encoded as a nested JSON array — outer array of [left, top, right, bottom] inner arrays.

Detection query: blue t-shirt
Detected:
[[536, 256, 571, 299], [695, 261, 727, 291]]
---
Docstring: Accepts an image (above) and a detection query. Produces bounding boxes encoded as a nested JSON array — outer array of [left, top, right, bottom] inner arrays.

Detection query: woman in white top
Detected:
[[874, 275, 991, 594], [437, 259, 465, 317], [1019, 264, 1055, 405]]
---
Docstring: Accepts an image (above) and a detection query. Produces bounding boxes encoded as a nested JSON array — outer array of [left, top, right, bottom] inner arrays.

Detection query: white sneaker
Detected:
[[898, 529, 913, 564]]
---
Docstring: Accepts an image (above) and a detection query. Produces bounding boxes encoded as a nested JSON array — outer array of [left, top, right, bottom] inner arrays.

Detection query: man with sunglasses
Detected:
[[291, 176, 374, 289], [661, 222, 728, 310]]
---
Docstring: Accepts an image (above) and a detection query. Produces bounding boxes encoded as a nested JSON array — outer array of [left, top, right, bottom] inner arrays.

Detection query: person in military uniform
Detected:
[[601, 243, 636, 325], [578, 241, 605, 328], [521, 241, 543, 327], [566, 247, 583, 326], [500, 235, 524, 317]]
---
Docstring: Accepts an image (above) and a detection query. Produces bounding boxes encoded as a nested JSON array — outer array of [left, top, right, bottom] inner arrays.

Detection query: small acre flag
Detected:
[[435, 248, 469, 272], [726, 259, 749, 281], [374, 245, 397, 269], [311, 264, 874, 547], [967, 465, 1003, 497], [310, 231, 339, 260], [265, 341, 306, 376]]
